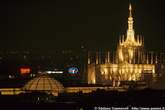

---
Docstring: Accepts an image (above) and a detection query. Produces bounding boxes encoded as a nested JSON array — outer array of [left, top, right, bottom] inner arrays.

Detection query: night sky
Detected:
[[2, 0, 165, 51]]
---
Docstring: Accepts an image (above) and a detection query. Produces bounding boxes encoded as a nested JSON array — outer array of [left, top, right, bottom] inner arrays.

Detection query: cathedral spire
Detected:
[[126, 3, 135, 43], [129, 3, 132, 18], [128, 3, 133, 30]]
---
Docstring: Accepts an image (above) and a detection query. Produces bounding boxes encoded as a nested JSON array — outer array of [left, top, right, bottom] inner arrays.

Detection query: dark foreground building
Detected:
[[0, 88, 165, 110]]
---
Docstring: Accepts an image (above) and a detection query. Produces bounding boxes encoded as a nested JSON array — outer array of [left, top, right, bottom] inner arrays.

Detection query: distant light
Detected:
[[30, 74, 36, 77], [8, 75, 15, 79]]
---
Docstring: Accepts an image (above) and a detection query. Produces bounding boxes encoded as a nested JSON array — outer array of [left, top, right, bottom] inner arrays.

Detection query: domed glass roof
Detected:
[[23, 74, 64, 96]]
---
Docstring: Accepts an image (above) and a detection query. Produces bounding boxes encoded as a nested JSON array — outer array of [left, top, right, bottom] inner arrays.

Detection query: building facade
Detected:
[[87, 4, 156, 87]]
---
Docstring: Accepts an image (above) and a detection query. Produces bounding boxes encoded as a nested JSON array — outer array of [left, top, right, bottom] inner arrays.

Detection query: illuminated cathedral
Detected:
[[87, 4, 156, 86]]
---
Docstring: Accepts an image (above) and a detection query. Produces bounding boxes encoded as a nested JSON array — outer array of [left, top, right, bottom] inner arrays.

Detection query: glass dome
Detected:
[[23, 73, 64, 96]]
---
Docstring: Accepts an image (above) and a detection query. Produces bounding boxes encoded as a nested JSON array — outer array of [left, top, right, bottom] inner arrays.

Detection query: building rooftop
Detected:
[[23, 73, 64, 96]]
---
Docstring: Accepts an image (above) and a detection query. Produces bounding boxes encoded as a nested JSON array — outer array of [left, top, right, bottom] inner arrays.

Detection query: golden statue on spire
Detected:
[[129, 4, 132, 12]]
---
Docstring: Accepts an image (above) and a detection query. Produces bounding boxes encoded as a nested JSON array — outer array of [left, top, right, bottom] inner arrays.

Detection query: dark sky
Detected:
[[2, 0, 165, 51]]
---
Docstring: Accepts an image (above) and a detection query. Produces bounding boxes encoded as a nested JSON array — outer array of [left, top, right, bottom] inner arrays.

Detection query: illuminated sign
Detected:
[[20, 67, 31, 75], [46, 71, 63, 74], [68, 67, 79, 74]]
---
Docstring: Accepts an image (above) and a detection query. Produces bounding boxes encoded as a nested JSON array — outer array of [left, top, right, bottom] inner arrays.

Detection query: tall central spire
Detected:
[[126, 3, 135, 43], [128, 4, 133, 30]]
